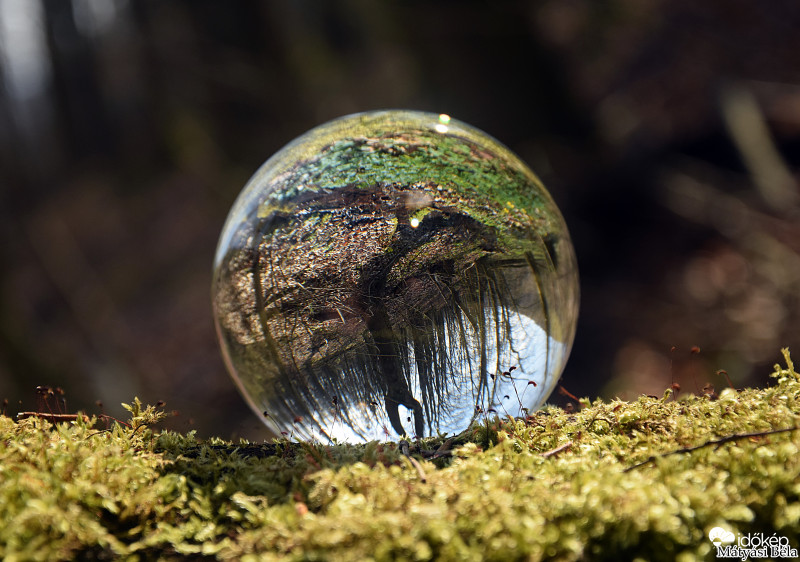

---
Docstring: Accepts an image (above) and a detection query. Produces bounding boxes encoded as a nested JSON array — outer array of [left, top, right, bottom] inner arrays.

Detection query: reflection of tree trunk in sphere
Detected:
[[364, 298, 424, 438], [356, 211, 496, 438], [361, 226, 424, 438]]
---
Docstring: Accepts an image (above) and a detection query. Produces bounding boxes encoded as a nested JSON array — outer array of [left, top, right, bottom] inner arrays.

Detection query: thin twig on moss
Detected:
[[16, 412, 91, 424], [624, 426, 800, 472], [541, 440, 573, 458]]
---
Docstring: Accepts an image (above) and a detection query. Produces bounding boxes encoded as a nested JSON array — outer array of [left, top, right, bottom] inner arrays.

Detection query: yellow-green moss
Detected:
[[2, 351, 799, 561]]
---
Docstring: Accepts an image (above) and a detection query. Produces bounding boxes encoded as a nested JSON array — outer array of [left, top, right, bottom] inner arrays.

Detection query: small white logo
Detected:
[[709, 526, 735, 546], [710, 526, 798, 560]]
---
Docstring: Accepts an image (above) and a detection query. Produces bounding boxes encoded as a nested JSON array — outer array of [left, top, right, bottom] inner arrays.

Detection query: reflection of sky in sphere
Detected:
[[321, 312, 565, 443]]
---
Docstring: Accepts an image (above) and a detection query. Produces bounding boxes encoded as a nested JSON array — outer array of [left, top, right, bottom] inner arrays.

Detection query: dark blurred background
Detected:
[[1, 1, 799, 440]]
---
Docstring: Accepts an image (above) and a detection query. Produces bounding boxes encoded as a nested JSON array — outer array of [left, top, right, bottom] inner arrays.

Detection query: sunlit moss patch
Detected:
[[2, 350, 799, 560]]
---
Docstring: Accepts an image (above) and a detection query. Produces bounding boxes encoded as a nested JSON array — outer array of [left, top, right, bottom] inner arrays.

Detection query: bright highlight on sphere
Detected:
[[212, 110, 579, 443]]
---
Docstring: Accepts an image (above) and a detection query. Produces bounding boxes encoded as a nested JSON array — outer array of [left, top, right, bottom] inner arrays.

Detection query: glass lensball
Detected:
[[212, 110, 579, 443]]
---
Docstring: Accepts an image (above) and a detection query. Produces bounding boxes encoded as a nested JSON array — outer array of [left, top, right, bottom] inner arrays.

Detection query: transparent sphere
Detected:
[[212, 111, 579, 443]]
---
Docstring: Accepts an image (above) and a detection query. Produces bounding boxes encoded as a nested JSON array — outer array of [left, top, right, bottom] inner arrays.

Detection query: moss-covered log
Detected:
[[2, 350, 799, 560]]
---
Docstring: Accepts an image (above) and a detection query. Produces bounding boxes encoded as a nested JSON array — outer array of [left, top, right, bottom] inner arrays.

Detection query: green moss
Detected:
[[255, 125, 561, 250], [2, 351, 799, 561]]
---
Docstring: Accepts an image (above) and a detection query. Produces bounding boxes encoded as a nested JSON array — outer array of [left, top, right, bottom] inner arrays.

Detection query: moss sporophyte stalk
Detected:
[[2, 350, 799, 560], [212, 111, 579, 443]]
